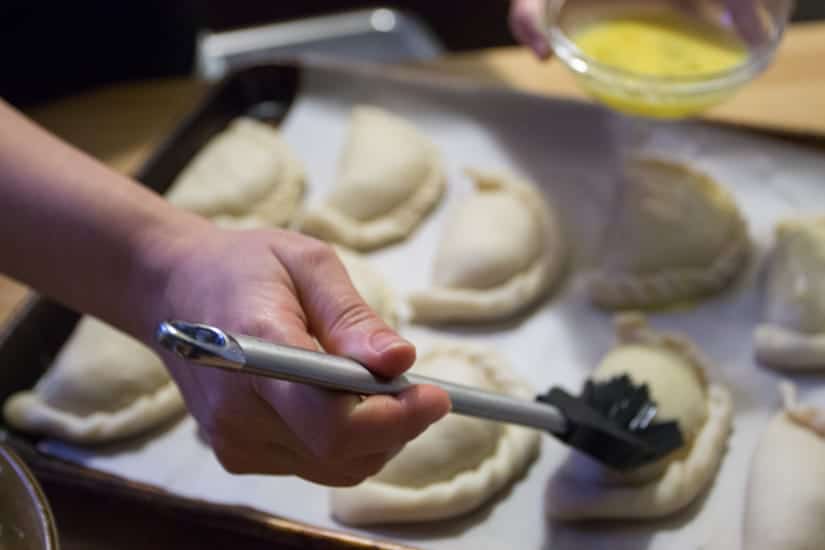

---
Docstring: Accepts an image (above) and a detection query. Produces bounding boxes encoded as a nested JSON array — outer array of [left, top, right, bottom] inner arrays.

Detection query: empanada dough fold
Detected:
[[611, 312, 709, 388], [3, 384, 183, 444], [228, 119, 305, 227], [299, 169, 444, 250], [546, 314, 731, 520], [588, 156, 750, 309], [407, 257, 551, 323], [743, 384, 825, 550], [754, 324, 825, 369], [409, 169, 565, 323], [781, 382, 825, 438], [546, 384, 732, 520], [754, 217, 825, 370], [2, 317, 185, 444], [331, 425, 538, 524], [166, 117, 305, 228], [330, 344, 540, 525], [299, 106, 445, 250], [589, 219, 749, 309]]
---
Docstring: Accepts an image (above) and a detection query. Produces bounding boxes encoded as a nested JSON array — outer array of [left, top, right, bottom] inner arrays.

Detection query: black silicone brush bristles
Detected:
[[583, 375, 658, 432], [537, 375, 684, 470]]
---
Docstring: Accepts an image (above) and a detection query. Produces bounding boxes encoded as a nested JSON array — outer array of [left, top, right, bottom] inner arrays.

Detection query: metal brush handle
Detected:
[[157, 321, 567, 435]]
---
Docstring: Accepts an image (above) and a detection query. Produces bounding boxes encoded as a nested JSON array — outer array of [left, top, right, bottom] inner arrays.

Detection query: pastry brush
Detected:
[[156, 320, 683, 470]]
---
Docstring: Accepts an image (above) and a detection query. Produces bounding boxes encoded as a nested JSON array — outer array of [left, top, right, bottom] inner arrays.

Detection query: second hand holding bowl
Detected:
[[544, 0, 792, 119]]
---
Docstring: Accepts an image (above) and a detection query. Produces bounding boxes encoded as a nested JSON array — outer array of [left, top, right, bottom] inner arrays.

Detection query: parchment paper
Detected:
[[41, 62, 825, 550]]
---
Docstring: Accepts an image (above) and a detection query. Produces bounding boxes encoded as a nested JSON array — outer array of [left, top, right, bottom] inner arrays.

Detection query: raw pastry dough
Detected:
[[546, 314, 733, 520], [165, 117, 305, 227], [330, 343, 540, 525], [3, 317, 184, 444], [298, 106, 444, 250], [743, 383, 825, 550], [408, 168, 565, 323], [754, 217, 825, 369], [588, 157, 750, 309], [334, 246, 398, 327]]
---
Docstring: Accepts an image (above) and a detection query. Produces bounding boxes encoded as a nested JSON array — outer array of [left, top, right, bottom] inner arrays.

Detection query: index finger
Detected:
[[274, 235, 416, 378]]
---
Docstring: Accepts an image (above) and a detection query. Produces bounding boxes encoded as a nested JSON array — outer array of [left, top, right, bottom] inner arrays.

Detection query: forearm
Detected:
[[0, 107, 453, 483], [0, 99, 206, 342]]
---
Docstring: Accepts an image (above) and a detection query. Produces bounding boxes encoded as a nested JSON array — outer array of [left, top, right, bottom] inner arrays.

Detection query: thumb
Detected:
[[277, 239, 415, 378]]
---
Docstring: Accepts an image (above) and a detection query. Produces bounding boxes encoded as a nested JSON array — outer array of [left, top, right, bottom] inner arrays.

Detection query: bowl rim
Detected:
[[0, 443, 60, 550], [543, 0, 788, 97]]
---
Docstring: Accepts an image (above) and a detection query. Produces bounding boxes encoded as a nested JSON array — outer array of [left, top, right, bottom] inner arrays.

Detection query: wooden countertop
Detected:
[[1, 20, 824, 325], [428, 21, 825, 137]]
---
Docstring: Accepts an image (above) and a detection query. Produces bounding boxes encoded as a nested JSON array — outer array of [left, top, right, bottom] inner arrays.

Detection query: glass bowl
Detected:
[[544, 0, 793, 118], [0, 443, 59, 550]]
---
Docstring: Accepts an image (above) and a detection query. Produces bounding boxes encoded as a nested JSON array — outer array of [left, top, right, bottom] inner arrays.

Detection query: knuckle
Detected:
[[298, 239, 336, 269], [238, 313, 277, 340], [366, 398, 405, 433], [326, 299, 375, 337]]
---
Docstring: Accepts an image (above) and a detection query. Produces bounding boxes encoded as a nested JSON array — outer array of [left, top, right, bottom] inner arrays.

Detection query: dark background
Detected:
[[203, 1, 515, 51], [2, 1, 824, 105], [204, 0, 825, 48]]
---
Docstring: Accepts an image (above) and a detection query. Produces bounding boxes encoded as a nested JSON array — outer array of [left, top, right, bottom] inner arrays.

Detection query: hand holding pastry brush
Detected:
[[157, 321, 683, 470]]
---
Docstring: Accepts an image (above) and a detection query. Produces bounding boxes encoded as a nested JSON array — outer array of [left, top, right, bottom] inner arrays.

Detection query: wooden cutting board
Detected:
[[427, 21, 825, 138]]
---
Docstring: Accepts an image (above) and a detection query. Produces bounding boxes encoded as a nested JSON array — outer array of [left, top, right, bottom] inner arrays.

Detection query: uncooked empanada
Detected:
[[546, 314, 732, 520], [743, 383, 825, 550], [3, 317, 184, 443], [408, 169, 565, 323], [165, 117, 305, 227], [298, 106, 444, 250], [330, 343, 540, 525], [334, 246, 398, 328], [754, 217, 825, 369], [588, 157, 750, 309]]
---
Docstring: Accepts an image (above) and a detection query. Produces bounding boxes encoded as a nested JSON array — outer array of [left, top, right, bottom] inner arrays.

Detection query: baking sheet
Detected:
[[40, 63, 825, 549]]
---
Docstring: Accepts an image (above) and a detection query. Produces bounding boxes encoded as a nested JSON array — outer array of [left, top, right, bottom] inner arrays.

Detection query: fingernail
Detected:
[[369, 330, 406, 354]]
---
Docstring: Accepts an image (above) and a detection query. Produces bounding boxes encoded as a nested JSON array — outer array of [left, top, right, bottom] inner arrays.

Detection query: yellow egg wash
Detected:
[[570, 11, 748, 117]]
